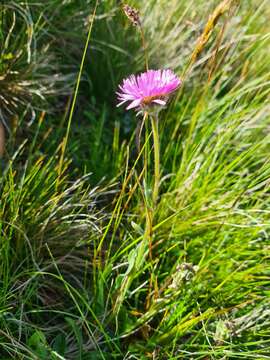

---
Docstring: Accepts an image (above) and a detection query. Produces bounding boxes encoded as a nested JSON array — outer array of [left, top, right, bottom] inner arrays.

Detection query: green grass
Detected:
[[0, 0, 270, 358]]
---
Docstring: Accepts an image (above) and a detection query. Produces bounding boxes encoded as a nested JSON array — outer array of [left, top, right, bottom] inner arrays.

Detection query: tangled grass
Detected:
[[0, 0, 269, 358]]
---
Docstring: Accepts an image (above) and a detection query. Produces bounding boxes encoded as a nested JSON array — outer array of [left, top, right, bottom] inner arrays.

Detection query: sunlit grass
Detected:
[[0, 0, 269, 358]]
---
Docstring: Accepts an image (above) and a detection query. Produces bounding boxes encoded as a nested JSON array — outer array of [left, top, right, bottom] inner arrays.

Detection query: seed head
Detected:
[[122, 4, 141, 27]]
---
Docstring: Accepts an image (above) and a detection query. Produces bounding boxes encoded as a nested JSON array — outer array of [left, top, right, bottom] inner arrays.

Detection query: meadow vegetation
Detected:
[[0, 0, 269, 358]]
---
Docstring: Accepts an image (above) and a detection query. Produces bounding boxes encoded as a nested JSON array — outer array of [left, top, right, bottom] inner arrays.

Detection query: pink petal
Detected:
[[153, 99, 166, 106], [126, 99, 141, 110], [117, 99, 128, 107], [116, 69, 181, 111]]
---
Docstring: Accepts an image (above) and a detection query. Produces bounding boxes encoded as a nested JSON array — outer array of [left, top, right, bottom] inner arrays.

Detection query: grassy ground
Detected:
[[0, 0, 270, 359]]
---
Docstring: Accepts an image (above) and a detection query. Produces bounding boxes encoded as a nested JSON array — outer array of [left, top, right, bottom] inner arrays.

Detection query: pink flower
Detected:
[[116, 69, 181, 111]]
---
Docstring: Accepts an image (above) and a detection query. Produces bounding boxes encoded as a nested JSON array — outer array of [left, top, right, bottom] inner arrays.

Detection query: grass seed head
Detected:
[[122, 4, 141, 27]]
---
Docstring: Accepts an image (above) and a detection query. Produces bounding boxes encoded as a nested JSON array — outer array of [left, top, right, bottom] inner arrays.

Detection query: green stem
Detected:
[[151, 115, 160, 207], [56, 1, 98, 189]]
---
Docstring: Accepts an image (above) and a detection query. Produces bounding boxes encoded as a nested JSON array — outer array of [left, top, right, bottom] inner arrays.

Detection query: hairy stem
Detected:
[[151, 115, 160, 206]]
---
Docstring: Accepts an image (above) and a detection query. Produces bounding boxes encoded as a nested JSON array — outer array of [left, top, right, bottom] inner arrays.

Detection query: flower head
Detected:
[[122, 4, 141, 27], [116, 69, 181, 112]]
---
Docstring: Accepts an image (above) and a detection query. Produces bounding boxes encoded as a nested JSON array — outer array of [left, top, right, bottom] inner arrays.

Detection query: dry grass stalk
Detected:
[[183, 0, 236, 79], [192, 0, 234, 62]]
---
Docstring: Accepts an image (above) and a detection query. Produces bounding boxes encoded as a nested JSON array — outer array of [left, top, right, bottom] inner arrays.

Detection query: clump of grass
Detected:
[[0, 3, 73, 146], [0, 111, 112, 358], [92, 0, 270, 357]]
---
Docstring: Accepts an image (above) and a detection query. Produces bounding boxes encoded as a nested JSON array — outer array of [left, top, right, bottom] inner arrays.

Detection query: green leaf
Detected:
[[126, 248, 137, 275], [27, 330, 48, 359], [52, 334, 66, 356], [131, 221, 144, 235], [65, 317, 83, 360]]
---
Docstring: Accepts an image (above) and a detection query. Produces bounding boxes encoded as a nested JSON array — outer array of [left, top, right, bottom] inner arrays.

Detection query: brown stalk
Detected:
[[183, 0, 236, 80], [121, 3, 149, 70]]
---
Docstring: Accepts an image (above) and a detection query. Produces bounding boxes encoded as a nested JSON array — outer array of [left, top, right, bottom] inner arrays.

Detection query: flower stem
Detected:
[[151, 115, 160, 207], [139, 25, 149, 71]]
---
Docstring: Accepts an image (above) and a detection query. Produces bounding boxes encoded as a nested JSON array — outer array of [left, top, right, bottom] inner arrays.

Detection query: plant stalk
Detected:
[[151, 115, 160, 206]]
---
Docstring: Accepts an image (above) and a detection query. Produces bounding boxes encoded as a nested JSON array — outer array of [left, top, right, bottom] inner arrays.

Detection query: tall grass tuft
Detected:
[[0, 3, 73, 136]]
